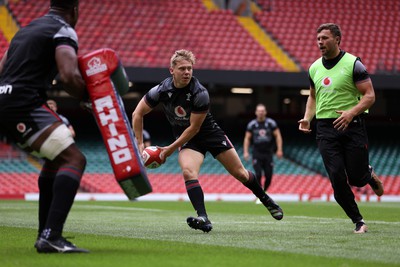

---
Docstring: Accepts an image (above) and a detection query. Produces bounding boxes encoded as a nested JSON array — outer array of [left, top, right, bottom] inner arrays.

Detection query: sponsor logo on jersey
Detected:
[[86, 57, 108, 76], [0, 85, 12, 94], [259, 129, 266, 137], [186, 93, 191, 101], [16, 123, 26, 133], [174, 106, 187, 118], [321, 77, 332, 87]]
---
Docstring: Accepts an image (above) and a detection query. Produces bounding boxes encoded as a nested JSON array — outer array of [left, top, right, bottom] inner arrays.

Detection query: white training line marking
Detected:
[[290, 215, 400, 225], [215, 215, 400, 225], [74, 204, 165, 212]]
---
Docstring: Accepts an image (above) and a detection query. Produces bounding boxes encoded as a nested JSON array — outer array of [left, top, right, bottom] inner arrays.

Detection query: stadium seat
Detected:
[[254, 0, 400, 73], [6, 0, 282, 71]]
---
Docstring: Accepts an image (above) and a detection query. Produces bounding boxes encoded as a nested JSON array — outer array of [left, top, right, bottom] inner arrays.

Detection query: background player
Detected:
[[47, 99, 76, 138], [0, 0, 88, 252], [243, 103, 283, 196], [132, 49, 283, 233]]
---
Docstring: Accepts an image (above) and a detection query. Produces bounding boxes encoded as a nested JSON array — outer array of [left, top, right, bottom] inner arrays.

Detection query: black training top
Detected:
[[0, 12, 78, 112], [246, 118, 278, 157], [145, 76, 220, 138]]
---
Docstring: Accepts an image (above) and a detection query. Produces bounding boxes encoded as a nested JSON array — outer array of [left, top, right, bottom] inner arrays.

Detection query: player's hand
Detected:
[[80, 101, 92, 113], [298, 119, 312, 133], [276, 150, 283, 159], [137, 142, 145, 157], [334, 110, 354, 131], [243, 152, 250, 161], [158, 146, 174, 163]]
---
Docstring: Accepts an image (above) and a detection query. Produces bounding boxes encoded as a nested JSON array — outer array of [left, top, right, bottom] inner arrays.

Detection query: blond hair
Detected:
[[170, 49, 196, 67]]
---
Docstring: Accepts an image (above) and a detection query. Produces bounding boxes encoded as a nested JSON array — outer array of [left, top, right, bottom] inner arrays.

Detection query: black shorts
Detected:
[[0, 104, 61, 144], [180, 128, 234, 158]]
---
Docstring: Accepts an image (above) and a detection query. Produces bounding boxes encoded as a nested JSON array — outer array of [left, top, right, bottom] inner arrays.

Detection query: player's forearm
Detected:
[[169, 125, 200, 152], [276, 135, 283, 152], [132, 115, 144, 144], [303, 95, 316, 122], [349, 92, 375, 117], [243, 138, 250, 154]]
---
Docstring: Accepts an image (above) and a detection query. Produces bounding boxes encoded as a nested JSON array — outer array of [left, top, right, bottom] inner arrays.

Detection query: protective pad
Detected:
[[78, 48, 152, 199]]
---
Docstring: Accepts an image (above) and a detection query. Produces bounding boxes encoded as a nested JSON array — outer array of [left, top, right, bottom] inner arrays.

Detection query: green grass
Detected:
[[1, 201, 400, 267]]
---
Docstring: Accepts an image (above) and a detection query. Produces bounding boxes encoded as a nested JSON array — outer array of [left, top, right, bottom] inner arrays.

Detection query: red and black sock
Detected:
[[185, 179, 207, 218], [243, 170, 270, 201]]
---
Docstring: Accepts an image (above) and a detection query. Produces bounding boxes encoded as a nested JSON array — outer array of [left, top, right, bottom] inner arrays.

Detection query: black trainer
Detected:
[[261, 197, 284, 220], [34, 237, 39, 249], [36, 237, 89, 253], [186, 216, 213, 233]]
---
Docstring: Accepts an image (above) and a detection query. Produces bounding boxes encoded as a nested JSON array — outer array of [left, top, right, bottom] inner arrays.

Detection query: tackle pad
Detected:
[[78, 48, 152, 199]]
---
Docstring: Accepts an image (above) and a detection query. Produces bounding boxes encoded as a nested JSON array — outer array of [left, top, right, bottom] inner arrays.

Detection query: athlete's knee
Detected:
[[347, 169, 370, 187], [181, 168, 198, 181], [70, 150, 86, 171], [348, 179, 367, 187]]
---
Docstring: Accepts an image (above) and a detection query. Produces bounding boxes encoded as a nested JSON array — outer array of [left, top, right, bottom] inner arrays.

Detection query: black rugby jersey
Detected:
[[145, 76, 219, 138], [246, 118, 278, 157], [0, 12, 78, 112]]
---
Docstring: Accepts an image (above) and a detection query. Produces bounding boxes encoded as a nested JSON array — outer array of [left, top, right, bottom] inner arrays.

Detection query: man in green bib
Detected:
[[298, 23, 384, 234]]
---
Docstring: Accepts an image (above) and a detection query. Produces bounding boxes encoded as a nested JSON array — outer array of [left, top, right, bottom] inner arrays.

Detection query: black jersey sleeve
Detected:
[[353, 59, 370, 84], [144, 85, 160, 108], [53, 25, 78, 51], [308, 71, 315, 88], [246, 120, 255, 132], [192, 89, 209, 113]]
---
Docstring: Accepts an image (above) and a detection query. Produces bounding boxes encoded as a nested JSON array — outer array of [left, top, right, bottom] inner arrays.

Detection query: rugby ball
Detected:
[[142, 146, 164, 169]]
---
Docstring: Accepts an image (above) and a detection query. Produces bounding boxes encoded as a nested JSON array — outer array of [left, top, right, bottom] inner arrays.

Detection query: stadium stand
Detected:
[[6, 0, 283, 71], [0, 1, 399, 200], [0, 32, 7, 57], [0, 141, 26, 160], [3, 0, 400, 73], [254, 0, 400, 73], [1, 136, 399, 199]]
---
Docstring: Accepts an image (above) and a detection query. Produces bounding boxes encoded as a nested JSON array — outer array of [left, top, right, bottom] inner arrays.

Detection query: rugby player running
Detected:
[[132, 50, 283, 232]]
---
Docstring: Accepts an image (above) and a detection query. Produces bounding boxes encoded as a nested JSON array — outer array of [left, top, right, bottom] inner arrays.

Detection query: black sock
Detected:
[[185, 180, 207, 218], [243, 170, 270, 201], [44, 167, 82, 239], [38, 174, 55, 236]]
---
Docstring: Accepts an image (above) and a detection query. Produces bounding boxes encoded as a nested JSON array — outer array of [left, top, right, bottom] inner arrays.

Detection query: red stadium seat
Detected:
[[255, 0, 400, 73]]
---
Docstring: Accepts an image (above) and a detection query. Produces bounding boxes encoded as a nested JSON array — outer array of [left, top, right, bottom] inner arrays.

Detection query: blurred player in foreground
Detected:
[[243, 104, 283, 195], [298, 23, 384, 234], [47, 99, 76, 138], [132, 49, 283, 233], [0, 0, 88, 252]]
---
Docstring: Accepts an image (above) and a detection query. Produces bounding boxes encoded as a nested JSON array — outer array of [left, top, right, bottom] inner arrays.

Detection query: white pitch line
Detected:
[[214, 215, 400, 225], [74, 204, 165, 212]]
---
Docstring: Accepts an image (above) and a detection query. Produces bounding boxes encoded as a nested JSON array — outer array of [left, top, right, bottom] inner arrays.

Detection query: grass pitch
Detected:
[[1, 200, 399, 267]]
